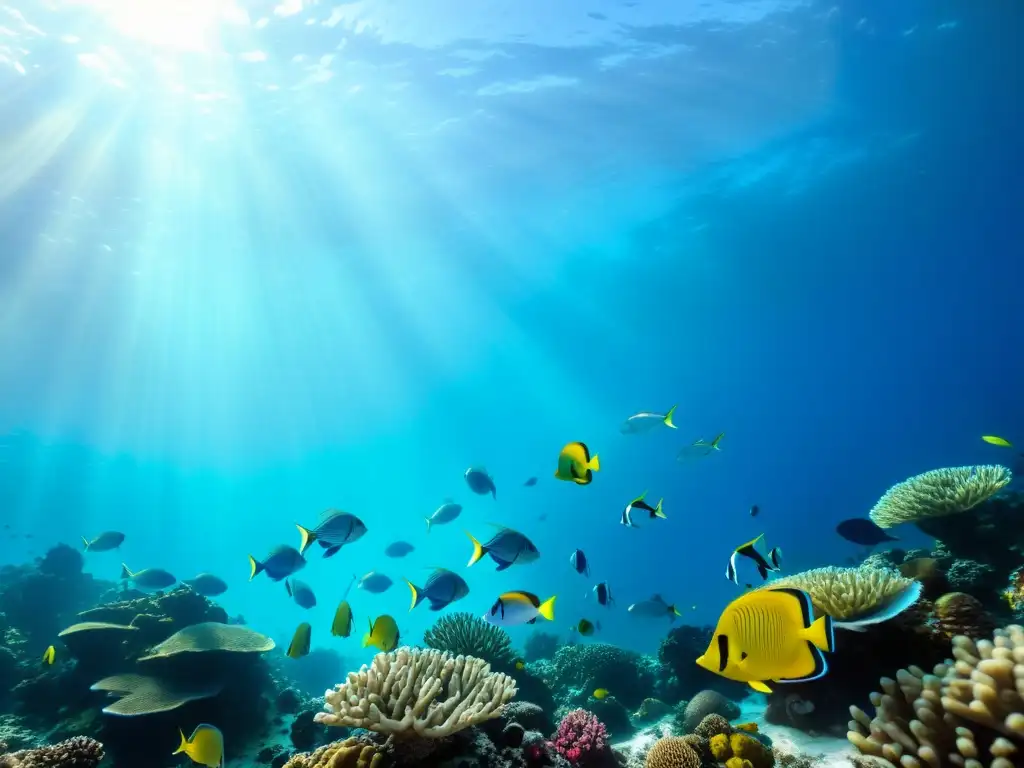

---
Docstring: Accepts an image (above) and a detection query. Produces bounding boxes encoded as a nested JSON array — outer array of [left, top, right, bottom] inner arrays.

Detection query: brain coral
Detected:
[[645, 737, 701, 768], [763, 566, 918, 623], [848, 624, 1024, 767], [869, 465, 1012, 528]]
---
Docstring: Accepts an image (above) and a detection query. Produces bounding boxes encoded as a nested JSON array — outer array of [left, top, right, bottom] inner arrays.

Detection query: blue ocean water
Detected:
[[0, 0, 1020, 667]]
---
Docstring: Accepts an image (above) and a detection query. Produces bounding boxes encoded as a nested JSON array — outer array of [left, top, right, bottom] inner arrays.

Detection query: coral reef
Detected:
[[548, 643, 655, 711], [707, 733, 774, 768], [869, 465, 1012, 528], [0, 736, 104, 767], [693, 713, 732, 741], [315, 647, 517, 737], [932, 591, 996, 639], [677, 692, 741, 734], [659, 626, 746, 701], [524, 632, 560, 663], [423, 613, 516, 670], [645, 737, 701, 768], [848, 623, 1024, 766], [283, 736, 386, 768], [553, 709, 608, 765]]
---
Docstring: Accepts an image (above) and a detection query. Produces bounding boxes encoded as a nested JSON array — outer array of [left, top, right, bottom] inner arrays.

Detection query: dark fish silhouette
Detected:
[[524, 477, 538, 487], [836, 518, 898, 546], [749, 505, 760, 517]]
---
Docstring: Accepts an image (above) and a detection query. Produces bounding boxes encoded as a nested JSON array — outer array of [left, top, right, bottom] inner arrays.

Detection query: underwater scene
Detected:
[[1, 0, 1022, 766]]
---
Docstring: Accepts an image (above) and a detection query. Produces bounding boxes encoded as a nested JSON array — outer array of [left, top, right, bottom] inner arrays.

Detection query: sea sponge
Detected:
[[933, 591, 996, 639], [764, 566, 918, 623], [869, 465, 1012, 528], [710, 733, 731, 760], [314, 646, 516, 737], [89, 673, 223, 715], [282, 737, 385, 768], [645, 736, 701, 768], [726, 759, 754, 768], [137, 622, 274, 660], [422, 612, 515, 668], [847, 624, 1024, 766], [730, 732, 774, 768]]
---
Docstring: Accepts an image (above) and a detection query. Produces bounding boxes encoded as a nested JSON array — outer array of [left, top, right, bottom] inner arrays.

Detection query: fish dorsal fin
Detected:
[[442, 497, 454, 504], [361, 571, 374, 580], [651, 593, 664, 603]]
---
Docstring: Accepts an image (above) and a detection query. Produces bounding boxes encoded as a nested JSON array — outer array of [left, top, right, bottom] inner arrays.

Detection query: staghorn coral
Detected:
[[764, 566, 918, 623], [282, 737, 386, 768], [422, 612, 515, 669], [679, 691, 740, 734], [315, 646, 516, 737], [645, 737, 701, 768], [137, 621, 274, 660], [553, 708, 608, 764], [0, 736, 104, 768], [848, 623, 1024, 766], [89, 673, 222, 715], [869, 465, 1012, 528], [933, 592, 996, 639]]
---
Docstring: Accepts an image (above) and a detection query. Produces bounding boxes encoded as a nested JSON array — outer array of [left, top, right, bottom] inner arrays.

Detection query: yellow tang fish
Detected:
[[593, 688, 609, 700], [287, 622, 311, 660], [515, 659, 526, 671], [554, 441, 600, 485], [982, 435, 1014, 448], [363, 615, 400, 652], [696, 587, 834, 693], [173, 724, 224, 768], [42, 645, 55, 665], [331, 601, 353, 638], [734, 722, 759, 733]]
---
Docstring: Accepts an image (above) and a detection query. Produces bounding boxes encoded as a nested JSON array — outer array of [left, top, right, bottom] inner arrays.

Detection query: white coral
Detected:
[[869, 465, 1011, 528], [313, 646, 516, 738]]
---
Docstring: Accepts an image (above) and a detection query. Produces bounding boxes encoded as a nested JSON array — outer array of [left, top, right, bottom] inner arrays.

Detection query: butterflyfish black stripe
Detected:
[[716, 634, 729, 672]]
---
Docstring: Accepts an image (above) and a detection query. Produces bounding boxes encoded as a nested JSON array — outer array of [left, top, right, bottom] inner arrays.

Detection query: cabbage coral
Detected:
[[869, 465, 1012, 529], [848, 624, 1024, 767], [762, 566, 920, 625]]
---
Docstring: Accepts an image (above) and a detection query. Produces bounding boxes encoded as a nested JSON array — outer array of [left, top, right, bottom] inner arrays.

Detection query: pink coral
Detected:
[[552, 708, 608, 765]]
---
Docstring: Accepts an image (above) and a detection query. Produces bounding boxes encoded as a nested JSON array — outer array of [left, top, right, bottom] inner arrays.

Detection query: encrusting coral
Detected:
[[0, 736, 104, 767], [868, 465, 1012, 528], [422, 612, 515, 669], [282, 737, 386, 768], [848, 623, 1024, 767], [764, 566, 919, 623], [314, 646, 517, 737], [645, 736, 702, 768]]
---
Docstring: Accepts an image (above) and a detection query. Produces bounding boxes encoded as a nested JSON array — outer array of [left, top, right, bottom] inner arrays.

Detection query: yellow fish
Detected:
[[515, 659, 525, 671], [554, 442, 600, 485], [696, 587, 834, 694], [982, 435, 1014, 448], [173, 724, 224, 768], [42, 645, 55, 665], [287, 622, 311, 660], [363, 615, 400, 652], [331, 601, 353, 638], [593, 688, 609, 700], [734, 722, 759, 733]]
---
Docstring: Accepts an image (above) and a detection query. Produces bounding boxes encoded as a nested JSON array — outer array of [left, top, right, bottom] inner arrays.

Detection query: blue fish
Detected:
[[248, 545, 306, 582], [120, 564, 176, 592], [286, 578, 317, 609], [184, 573, 228, 597], [466, 527, 539, 571], [296, 510, 367, 558], [404, 568, 469, 611]]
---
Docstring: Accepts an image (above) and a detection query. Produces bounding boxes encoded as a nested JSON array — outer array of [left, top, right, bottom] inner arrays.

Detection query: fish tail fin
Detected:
[[81, 536, 90, 550], [173, 729, 188, 756], [405, 579, 425, 612], [465, 531, 486, 567], [834, 581, 922, 632], [424, 517, 431, 534], [248, 555, 264, 582], [711, 432, 725, 448], [296, 524, 317, 555], [663, 405, 677, 428], [537, 595, 557, 621], [120, 563, 133, 580], [589, 454, 601, 471], [805, 614, 835, 653], [653, 499, 666, 519]]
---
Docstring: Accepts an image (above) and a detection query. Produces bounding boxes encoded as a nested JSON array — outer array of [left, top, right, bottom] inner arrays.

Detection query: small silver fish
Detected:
[[425, 500, 462, 533], [120, 564, 176, 592], [628, 594, 682, 622], [184, 573, 228, 597], [620, 405, 677, 434], [82, 531, 125, 552], [677, 433, 725, 461], [358, 571, 393, 594]]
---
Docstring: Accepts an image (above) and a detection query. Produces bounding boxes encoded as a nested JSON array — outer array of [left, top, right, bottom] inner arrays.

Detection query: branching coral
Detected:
[[848, 624, 1024, 766], [314, 646, 516, 737], [0, 736, 104, 767], [764, 566, 920, 626], [422, 612, 515, 668], [553, 709, 608, 764], [869, 465, 1012, 528]]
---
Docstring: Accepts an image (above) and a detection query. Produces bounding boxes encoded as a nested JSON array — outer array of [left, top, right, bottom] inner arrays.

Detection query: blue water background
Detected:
[[0, 0, 1021, 662]]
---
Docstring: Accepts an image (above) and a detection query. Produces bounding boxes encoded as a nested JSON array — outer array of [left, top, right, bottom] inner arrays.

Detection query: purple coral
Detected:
[[552, 708, 608, 765]]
